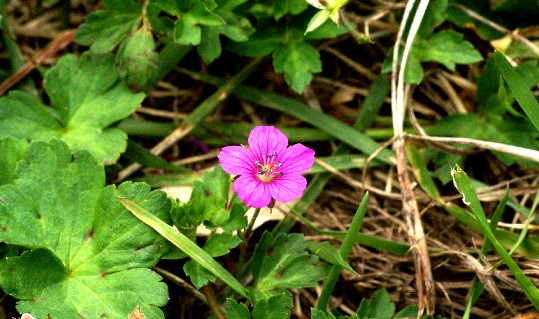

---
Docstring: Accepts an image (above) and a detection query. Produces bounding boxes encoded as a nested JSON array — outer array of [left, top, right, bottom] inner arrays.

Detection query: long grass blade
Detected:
[[451, 165, 539, 309], [117, 196, 249, 299]]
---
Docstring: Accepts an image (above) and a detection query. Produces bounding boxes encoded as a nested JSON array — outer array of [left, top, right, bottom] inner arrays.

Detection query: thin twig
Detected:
[[315, 158, 402, 200], [452, 4, 539, 57], [202, 285, 226, 319], [0, 28, 77, 96], [152, 266, 208, 303]]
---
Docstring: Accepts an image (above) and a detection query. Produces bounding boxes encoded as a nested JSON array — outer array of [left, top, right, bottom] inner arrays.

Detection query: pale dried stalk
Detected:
[[391, 0, 436, 315], [452, 4, 539, 57], [405, 135, 539, 163]]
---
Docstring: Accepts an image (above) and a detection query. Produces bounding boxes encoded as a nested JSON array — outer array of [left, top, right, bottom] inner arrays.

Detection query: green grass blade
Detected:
[[181, 69, 395, 164], [406, 144, 441, 200], [463, 187, 510, 319], [492, 51, 539, 133], [451, 165, 539, 309], [317, 193, 370, 311], [117, 196, 249, 299]]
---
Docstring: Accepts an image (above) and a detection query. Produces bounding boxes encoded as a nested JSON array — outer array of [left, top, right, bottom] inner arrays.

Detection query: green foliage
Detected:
[[75, 0, 141, 53], [427, 54, 539, 166], [75, 0, 161, 90], [171, 165, 248, 232], [184, 232, 242, 288], [0, 53, 144, 164], [170, 0, 254, 63], [356, 288, 395, 319], [382, 0, 482, 84], [0, 139, 170, 319], [272, 36, 322, 93], [249, 231, 331, 302], [225, 292, 294, 319], [305, 241, 356, 273], [0, 138, 27, 185]]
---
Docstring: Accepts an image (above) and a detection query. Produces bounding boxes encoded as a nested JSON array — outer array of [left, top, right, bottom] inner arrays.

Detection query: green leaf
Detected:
[[272, 39, 322, 93], [0, 53, 144, 164], [118, 196, 249, 299], [306, 241, 356, 273], [171, 166, 248, 231], [75, 6, 142, 53], [226, 299, 251, 319], [0, 140, 170, 319], [305, 9, 331, 34], [0, 137, 27, 185], [252, 292, 293, 319], [355, 288, 395, 319], [183, 232, 242, 288], [173, 2, 225, 46], [311, 308, 337, 319], [492, 51, 539, 133], [117, 28, 159, 91], [270, 0, 309, 19], [416, 0, 447, 38], [228, 27, 285, 56], [415, 30, 483, 71], [250, 232, 330, 302]]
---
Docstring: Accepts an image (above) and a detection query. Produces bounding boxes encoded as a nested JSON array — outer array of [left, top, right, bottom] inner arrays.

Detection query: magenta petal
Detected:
[[268, 175, 307, 203], [248, 126, 288, 158], [234, 175, 272, 208], [278, 143, 315, 175], [218, 146, 256, 175]]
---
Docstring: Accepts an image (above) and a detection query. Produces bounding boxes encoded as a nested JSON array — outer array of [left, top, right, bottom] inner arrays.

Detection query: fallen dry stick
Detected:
[[0, 28, 77, 96]]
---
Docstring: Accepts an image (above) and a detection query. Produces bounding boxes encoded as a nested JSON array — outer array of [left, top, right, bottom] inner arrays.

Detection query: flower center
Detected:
[[255, 151, 283, 183]]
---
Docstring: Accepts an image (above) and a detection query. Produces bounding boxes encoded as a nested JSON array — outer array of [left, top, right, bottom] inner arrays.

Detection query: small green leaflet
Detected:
[[0, 53, 144, 164], [273, 39, 322, 93], [225, 292, 294, 319], [75, 0, 142, 53], [0, 139, 171, 319], [250, 232, 330, 302], [382, 30, 482, 84]]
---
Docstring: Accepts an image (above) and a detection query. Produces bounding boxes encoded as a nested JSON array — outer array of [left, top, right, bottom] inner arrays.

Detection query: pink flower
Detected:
[[218, 126, 315, 208]]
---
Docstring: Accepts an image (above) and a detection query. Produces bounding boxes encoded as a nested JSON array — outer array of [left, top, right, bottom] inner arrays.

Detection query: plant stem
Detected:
[[316, 192, 369, 311], [236, 207, 262, 281]]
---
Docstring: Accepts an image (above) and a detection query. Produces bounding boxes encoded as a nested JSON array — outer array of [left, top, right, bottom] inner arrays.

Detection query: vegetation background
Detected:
[[0, 0, 538, 318]]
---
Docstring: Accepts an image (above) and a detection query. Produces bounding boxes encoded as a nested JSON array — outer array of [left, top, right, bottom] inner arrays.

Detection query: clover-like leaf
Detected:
[[355, 288, 395, 319], [414, 30, 483, 71], [252, 292, 293, 319], [272, 39, 322, 93], [0, 139, 170, 319], [75, 0, 142, 53], [250, 232, 330, 302], [117, 28, 159, 91], [0, 53, 144, 164]]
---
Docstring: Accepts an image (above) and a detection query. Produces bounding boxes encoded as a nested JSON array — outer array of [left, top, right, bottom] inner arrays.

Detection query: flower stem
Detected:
[[316, 192, 369, 311], [236, 207, 262, 279]]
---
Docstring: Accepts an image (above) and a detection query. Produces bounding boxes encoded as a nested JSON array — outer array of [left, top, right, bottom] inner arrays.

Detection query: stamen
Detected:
[[258, 169, 265, 175], [272, 151, 278, 156], [277, 172, 283, 177], [255, 160, 261, 166], [275, 161, 282, 167]]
